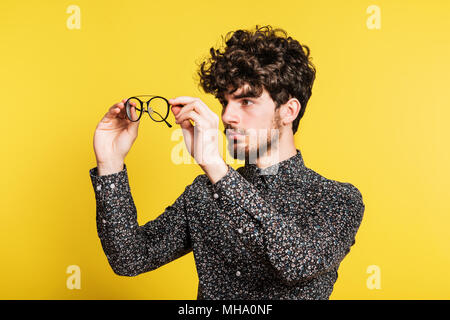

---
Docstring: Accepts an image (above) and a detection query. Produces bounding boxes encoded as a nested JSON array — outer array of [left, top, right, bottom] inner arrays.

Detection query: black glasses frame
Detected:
[[125, 95, 172, 128]]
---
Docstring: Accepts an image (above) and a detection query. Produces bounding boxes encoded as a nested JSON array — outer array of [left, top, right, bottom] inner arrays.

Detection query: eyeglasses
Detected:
[[125, 95, 172, 128]]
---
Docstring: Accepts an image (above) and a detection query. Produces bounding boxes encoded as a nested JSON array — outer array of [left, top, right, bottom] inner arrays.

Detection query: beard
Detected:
[[226, 112, 282, 164]]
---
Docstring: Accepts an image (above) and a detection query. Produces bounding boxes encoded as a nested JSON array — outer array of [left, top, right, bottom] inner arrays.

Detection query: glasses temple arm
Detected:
[[151, 109, 172, 128]]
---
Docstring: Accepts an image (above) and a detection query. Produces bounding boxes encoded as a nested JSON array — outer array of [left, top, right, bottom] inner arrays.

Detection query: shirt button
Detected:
[[213, 193, 219, 199], [110, 183, 115, 189], [96, 185, 101, 191], [237, 228, 243, 234], [236, 270, 241, 277]]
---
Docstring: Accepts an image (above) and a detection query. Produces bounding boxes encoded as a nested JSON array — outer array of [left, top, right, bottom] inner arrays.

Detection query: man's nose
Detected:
[[221, 103, 240, 124]]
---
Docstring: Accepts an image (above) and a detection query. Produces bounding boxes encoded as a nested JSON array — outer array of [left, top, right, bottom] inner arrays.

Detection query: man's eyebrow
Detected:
[[231, 93, 258, 99], [229, 90, 260, 100]]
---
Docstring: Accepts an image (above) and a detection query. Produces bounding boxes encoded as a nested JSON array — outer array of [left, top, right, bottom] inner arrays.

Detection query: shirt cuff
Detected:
[[211, 165, 268, 223], [89, 163, 131, 205]]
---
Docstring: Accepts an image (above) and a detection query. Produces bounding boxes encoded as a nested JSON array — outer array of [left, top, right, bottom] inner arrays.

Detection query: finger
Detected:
[[178, 114, 194, 131], [168, 96, 197, 106], [170, 97, 209, 117], [105, 100, 134, 120], [175, 100, 212, 121], [104, 102, 123, 119], [170, 96, 217, 120], [176, 110, 204, 127], [112, 100, 127, 110], [118, 100, 136, 120], [174, 102, 197, 120], [172, 105, 194, 130], [177, 102, 220, 128], [170, 105, 183, 117], [117, 99, 128, 110]]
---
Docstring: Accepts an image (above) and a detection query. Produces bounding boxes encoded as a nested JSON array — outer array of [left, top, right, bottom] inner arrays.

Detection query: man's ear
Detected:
[[280, 98, 301, 126]]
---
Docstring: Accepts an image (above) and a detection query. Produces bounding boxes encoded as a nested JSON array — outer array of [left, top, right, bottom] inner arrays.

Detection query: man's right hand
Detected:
[[93, 99, 141, 176]]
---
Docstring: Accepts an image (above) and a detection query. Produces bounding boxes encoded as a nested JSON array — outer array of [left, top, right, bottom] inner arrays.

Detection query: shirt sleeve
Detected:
[[89, 164, 192, 276], [211, 165, 365, 286]]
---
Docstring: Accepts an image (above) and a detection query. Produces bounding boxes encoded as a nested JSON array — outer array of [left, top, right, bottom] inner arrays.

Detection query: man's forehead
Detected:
[[224, 84, 264, 99]]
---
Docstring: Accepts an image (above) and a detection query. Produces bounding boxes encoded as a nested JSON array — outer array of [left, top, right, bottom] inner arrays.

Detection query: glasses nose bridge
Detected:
[[143, 99, 153, 114]]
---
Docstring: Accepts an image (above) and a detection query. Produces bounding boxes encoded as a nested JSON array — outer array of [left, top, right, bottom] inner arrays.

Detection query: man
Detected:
[[90, 25, 365, 299]]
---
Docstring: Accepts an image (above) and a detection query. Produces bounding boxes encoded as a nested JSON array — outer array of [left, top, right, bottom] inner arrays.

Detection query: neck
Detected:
[[255, 130, 297, 169]]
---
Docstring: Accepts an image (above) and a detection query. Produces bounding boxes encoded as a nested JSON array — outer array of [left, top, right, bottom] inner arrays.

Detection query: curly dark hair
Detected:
[[196, 25, 316, 135]]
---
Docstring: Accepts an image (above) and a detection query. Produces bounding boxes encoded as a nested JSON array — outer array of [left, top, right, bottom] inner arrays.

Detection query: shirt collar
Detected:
[[238, 148, 306, 189]]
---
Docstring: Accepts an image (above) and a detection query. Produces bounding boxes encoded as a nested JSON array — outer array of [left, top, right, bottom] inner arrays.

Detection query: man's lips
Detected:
[[226, 130, 245, 139]]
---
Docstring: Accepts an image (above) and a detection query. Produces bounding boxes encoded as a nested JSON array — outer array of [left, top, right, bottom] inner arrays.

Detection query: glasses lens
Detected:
[[125, 98, 142, 121], [148, 97, 169, 122]]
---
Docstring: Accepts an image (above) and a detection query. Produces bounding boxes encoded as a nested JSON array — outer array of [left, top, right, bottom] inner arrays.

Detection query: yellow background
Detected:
[[1, 0, 449, 299]]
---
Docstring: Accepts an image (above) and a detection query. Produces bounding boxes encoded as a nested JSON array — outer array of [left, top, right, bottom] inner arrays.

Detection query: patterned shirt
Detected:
[[89, 149, 365, 300]]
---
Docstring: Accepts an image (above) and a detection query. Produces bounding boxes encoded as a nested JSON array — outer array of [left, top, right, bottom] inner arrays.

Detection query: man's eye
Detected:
[[242, 99, 254, 106]]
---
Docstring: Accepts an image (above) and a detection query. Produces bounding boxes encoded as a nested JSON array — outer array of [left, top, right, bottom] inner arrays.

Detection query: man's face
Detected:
[[221, 84, 283, 163]]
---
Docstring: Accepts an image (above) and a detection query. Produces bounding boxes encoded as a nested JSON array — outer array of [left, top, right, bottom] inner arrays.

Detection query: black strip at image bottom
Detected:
[[0, 300, 445, 318]]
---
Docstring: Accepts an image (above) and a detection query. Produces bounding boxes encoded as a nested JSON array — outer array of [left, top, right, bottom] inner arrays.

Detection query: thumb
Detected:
[[128, 117, 140, 136], [171, 104, 193, 131], [171, 105, 182, 117], [180, 118, 194, 133]]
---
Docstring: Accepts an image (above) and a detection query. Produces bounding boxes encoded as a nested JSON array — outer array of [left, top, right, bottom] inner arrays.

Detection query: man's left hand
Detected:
[[169, 96, 228, 183]]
